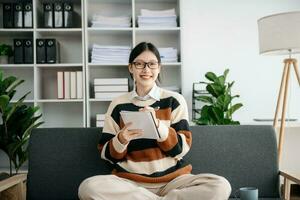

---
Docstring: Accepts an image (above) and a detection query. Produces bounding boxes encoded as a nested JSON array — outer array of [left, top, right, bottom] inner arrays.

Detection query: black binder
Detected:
[[23, 2, 33, 28], [36, 39, 46, 64], [24, 39, 33, 64], [46, 39, 57, 63], [3, 3, 14, 28], [63, 3, 73, 28], [14, 39, 24, 64], [54, 3, 63, 28], [14, 3, 23, 28], [44, 3, 53, 28]]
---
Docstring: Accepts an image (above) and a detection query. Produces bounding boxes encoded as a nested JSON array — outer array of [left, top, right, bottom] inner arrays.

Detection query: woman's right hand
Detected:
[[118, 122, 143, 145]]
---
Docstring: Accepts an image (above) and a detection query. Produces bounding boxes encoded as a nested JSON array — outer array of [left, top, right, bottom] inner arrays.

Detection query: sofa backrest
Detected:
[[186, 125, 280, 198], [27, 128, 109, 200], [27, 125, 280, 200]]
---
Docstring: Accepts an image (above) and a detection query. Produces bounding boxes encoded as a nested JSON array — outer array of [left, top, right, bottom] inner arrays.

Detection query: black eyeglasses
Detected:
[[132, 61, 159, 69]]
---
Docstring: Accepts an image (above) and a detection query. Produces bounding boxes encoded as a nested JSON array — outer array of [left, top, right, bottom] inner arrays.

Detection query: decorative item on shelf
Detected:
[[0, 70, 44, 176], [258, 11, 300, 162], [0, 44, 13, 64], [193, 69, 243, 125]]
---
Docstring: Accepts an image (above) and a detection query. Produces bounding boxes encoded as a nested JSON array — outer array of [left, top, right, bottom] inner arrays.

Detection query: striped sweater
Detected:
[[98, 88, 192, 183]]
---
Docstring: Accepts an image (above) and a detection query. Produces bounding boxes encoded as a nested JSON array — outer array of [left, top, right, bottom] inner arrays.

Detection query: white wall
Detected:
[[181, 0, 300, 123]]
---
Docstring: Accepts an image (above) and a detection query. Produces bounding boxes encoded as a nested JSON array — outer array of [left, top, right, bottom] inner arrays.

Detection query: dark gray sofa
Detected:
[[27, 125, 281, 200]]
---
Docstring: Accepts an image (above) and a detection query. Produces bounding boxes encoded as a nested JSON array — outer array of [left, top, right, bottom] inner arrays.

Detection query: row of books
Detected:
[[96, 114, 105, 127], [91, 45, 131, 63], [137, 8, 177, 28], [91, 15, 131, 28], [94, 78, 129, 100], [57, 71, 83, 99]]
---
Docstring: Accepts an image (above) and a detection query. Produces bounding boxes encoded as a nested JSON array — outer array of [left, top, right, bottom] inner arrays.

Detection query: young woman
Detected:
[[78, 42, 231, 200]]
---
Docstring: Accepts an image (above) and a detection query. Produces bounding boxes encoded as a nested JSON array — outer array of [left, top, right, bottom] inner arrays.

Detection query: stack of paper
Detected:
[[137, 8, 177, 28], [96, 114, 105, 127], [158, 47, 178, 62], [91, 44, 131, 63], [91, 15, 131, 28], [94, 78, 129, 100]]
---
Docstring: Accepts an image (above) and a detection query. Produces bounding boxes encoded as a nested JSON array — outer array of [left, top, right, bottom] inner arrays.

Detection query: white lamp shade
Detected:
[[258, 11, 300, 55]]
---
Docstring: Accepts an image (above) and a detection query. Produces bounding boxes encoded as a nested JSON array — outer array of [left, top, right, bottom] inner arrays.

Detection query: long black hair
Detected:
[[129, 42, 161, 83]]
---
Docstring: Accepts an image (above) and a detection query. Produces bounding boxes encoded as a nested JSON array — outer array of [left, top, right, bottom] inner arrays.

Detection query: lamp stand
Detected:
[[273, 58, 300, 162]]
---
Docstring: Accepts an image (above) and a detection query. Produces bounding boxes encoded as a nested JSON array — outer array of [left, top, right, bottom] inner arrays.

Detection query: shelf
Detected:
[[11, 100, 35, 103], [89, 98, 114, 102], [36, 63, 83, 68], [0, 28, 33, 32], [135, 27, 180, 31], [0, 64, 34, 69], [36, 28, 83, 32], [88, 63, 128, 67], [37, 99, 84, 103], [87, 27, 133, 31]]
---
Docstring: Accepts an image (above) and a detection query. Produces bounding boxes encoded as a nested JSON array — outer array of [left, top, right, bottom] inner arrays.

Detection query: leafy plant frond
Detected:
[[194, 69, 243, 125], [0, 69, 43, 176]]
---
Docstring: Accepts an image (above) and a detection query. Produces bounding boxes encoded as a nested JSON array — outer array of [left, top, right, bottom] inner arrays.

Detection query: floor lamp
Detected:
[[258, 11, 300, 163]]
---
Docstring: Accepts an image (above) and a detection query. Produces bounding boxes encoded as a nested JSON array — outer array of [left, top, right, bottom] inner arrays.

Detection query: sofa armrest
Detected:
[[280, 170, 300, 200]]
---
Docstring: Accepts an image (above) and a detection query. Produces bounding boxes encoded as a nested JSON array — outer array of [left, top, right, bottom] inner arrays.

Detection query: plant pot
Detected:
[[0, 56, 9, 64]]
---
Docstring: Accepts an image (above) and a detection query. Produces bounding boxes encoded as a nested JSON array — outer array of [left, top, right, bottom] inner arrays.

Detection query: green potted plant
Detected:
[[0, 70, 43, 178], [0, 44, 13, 64], [193, 69, 243, 125]]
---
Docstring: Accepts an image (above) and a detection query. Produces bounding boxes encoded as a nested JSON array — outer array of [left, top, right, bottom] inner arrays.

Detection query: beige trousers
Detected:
[[78, 173, 231, 200]]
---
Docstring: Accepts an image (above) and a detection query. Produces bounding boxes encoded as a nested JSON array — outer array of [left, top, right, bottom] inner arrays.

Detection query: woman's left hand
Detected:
[[139, 106, 159, 127]]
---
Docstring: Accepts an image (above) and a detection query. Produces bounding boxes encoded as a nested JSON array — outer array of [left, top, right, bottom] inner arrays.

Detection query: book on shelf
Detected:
[[94, 78, 128, 85], [70, 72, 77, 99], [57, 71, 83, 99], [94, 85, 128, 92], [96, 113, 105, 127], [94, 92, 126, 100], [76, 71, 83, 99], [57, 71, 64, 99], [64, 71, 71, 99]]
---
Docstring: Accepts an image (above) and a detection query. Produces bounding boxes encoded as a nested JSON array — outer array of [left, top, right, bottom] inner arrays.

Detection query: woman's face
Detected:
[[129, 50, 161, 89]]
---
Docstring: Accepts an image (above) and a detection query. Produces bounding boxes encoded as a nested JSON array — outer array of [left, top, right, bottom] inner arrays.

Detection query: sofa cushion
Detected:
[[186, 125, 280, 198]]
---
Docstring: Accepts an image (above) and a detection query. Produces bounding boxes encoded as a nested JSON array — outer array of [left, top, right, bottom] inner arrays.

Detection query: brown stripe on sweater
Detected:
[[126, 147, 166, 162], [98, 144, 104, 152], [157, 128, 178, 152], [178, 130, 192, 147], [109, 140, 127, 159], [155, 108, 172, 121], [112, 164, 192, 183]]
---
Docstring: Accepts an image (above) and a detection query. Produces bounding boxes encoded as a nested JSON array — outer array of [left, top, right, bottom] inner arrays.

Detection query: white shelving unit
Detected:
[[0, 0, 86, 128], [0, 0, 182, 128], [85, 0, 181, 127]]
